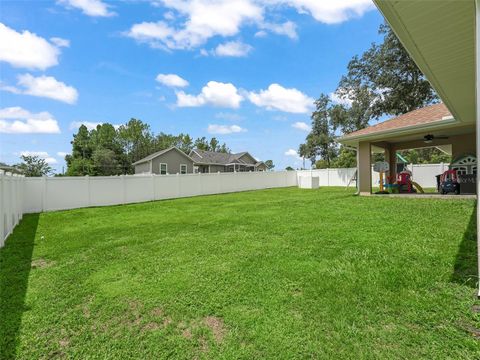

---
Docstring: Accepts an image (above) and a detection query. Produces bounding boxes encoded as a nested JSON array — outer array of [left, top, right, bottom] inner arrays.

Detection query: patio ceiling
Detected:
[[373, 0, 475, 125]]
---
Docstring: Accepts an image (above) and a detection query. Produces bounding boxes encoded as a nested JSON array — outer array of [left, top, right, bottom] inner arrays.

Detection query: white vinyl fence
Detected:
[[1, 171, 24, 247], [23, 170, 298, 213], [0, 163, 450, 246], [297, 163, 449, 189]]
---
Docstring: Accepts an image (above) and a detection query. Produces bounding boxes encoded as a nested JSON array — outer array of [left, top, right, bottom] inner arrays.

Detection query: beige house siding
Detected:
[[134, 148, 194, 175], [238, 153, 257, 165], [134, 162, 150, 174], [256, 163, 267, 171], [209, 165, 226, 173], [151, 150, 194, 174]]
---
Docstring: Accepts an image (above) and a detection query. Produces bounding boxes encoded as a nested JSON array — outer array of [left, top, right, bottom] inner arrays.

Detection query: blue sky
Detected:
[[0, 0, 383, 172]]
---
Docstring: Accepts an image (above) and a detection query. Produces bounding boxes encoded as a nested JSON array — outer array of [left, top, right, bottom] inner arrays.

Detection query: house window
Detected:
[[180, 164, 187, 174], [160, 163, 167, 175]]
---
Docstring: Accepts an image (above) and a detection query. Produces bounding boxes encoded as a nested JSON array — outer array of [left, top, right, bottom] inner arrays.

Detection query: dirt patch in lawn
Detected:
[[203, 316, 226, 343], [31, 258, 55, 269], [59, 338, 70, 348]]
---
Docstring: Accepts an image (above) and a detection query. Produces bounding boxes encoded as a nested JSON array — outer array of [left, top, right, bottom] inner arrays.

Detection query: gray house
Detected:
[[189, 149, 267, 173], [133, 147, 195, 175], [133, 147, 267, 174]]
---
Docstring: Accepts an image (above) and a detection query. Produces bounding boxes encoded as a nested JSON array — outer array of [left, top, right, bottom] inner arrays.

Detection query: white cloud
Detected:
[[176, 81, 244, 108], [271, 0, 375, 24], [20, 151, 58, 164], [214, 41, 253, 57], [0, 107, 61, 134], [126, 0, 263, 49], [57, 152, 69, 157], [130, 0, 373, 51], [58, 0, 115, 17], [215, 112, 244, 121], [156, 73, 189, 88], [285, 148, 301, 159], [329, 91, 353, 106], [50, 37, 70, 48], [0, 23, 61, 70], [292, 121, 311, 131], [260, 21, 298, 39], [248, 83, 314, 113], [254, 30, 268, 38], [69, 121, 122, 131], [207, 124, 246, 134], [2, 74, 78, 104]]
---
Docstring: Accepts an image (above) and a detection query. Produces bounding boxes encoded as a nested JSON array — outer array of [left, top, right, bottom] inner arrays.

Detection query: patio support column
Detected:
[[387, 145, 396, 183], [357, 141, 372, 195], [475, 0, 480, 297]]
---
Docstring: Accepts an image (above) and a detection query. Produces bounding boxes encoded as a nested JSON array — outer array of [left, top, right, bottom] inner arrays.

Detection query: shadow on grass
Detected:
[[451, 205, 478, 289], [0, 213, 39, 359]]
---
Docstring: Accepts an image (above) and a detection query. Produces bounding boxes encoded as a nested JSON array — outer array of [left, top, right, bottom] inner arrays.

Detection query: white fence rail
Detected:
[[0, 171, 24, 247]]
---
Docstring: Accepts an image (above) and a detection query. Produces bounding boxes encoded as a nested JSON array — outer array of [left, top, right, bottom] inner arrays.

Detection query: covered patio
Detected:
[[338, 103, 476, 195]]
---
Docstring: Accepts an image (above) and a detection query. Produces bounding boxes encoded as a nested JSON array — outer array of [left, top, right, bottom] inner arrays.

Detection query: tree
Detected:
[[298, 143, 309, 169], [65, 119, 233, 176], [66, 124, 94, 176], [194, 137, 210, 151], [398, 148, 450, 164], [176, 134, 194, 154], [93, 148, 120, 175], [285, 166, 294, 171], [264, 160, 274, 170], [209, 137, 219, 152], [332, 23, 439, 135], [118, 119, 154, 170], [331, 147, 357, 168], [194, 136, 230, 153], [299, 94, 338, 167], [15, 155, 53, 177], [300, 22, 441, 169]]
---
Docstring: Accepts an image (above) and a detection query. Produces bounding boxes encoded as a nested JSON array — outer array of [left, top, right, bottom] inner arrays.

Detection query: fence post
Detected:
[[177, 173, 181, 197], [0, 171, 4, 247], [122, 175, 126, 204], [41, 175, 47, 212], [151, 174, 155, 201], [86, 175, 91, 207]]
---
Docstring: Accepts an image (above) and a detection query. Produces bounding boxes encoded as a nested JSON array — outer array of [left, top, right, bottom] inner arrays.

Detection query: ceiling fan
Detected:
[[422, 134, 449, 144]]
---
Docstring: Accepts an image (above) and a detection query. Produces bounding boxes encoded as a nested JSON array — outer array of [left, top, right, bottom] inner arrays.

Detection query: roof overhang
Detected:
[[337, 116, 468, 147], [373, 0, 475, 125]]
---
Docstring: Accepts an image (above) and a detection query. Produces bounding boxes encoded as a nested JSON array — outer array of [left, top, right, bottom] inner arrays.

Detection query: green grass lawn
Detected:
[[1, 187, 479, 359]]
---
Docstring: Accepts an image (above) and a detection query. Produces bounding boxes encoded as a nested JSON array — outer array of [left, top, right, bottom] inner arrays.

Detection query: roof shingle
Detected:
[[342, 103, 452, 139]]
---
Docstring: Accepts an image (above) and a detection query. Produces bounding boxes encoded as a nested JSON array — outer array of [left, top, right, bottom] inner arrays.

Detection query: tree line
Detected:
[[299, 23, 450, 169], [64, 118, 232, 176], [7, 119, 276, 177]]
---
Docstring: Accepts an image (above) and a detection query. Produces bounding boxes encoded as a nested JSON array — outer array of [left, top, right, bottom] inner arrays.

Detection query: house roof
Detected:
[[339, 103, 453, 141], [132, 146, 194, 165], [189, 149, 256, 166]]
